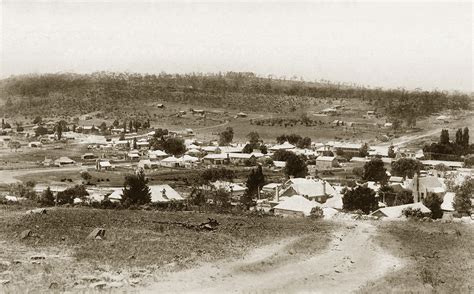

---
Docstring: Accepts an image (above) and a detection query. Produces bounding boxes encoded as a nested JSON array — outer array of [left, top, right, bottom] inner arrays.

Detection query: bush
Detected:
[[402, 207, 425, 218], [56, 185, 89, 205], [423, 193, 443, 219], [310, 207, 324, 219], [342, 186, 378, 214], [39, 187, 55, 206], [121, 170, 151, 208]]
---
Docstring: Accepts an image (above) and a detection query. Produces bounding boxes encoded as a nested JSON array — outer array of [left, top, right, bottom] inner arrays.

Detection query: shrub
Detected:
[[39, 187, 55, 206], [402, 207, 425, 218], [56, 185, 89, 205], [310, 207, 324, 219]]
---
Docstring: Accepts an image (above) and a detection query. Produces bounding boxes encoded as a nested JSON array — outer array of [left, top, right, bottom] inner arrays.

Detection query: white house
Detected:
[[54, 157, 75, 167], [149, 185, 184, 202], [279, 177, 337, 203], [274, 195, 320, 217], [160, 156, 181, 168], [371, 202, 431, 219]]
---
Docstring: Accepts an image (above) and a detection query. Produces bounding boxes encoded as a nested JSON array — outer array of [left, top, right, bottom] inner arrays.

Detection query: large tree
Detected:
[[242, 165, 265, 208], [219, 127, 234, 145], [454, 177, 473, 215], [162, 137, 186, 156], [121, 170, 151, 207], [462, 127, 470, 147], [285, 153, 307, 178], [363, 158, 387, 183], [391, 158, 423, 178], [247, 132, 260, 148], [342, 186, 378, 214]]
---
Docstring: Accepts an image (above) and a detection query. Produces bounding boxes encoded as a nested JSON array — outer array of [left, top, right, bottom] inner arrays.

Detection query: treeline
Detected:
[[1, 72, 471, 118]]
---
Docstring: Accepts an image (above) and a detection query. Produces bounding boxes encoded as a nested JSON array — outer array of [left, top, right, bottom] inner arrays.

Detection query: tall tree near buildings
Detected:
[[219, 127, 234, 145], [121, 170, 151, 208], [284, 153, 307, 178], [440, 129, 450, 145], [388, 145, 396, 158], [391, 158, 423, 178], [454, 177, 473, 215], [462, 127, 469, 147], [242, 165, 265, 208], [128, 121, 133, 133], [123, 121, 127, 132], [362, 158, 387, 183], [455, 128, 463, 146], [359, 143, 369, 157], [133, 138, 137, 150], [342, 186, 377, 214], [247, 132, 260, 148], [55, 122, 63, 140]]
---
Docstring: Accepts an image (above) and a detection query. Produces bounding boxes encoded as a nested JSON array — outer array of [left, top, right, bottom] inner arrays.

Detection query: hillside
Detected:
[[0, 72, 471, 121]]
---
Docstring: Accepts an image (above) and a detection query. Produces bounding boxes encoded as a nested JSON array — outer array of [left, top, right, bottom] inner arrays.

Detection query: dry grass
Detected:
[[0, 207, 337, 292], [360, 220, 474, 294]]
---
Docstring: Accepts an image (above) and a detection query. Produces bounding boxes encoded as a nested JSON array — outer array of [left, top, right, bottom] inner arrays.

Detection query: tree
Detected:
[[272, 149, 293, 161], [33, 116, 42, 124], [335, 148, 345, 156], [81, 171, 92, 182], [453, 177, 473, 215], [55, 122, 63, 140], [462, 127, 469, 147], [133, 138, 138, 150], [455, 128, 463, 146], [39, 187, 55, 206], [440, 129, 450, 145], [359, 143, 369, 157], [189, 186, 206, 211], [378, 185, 413, 206], [56, 185, 89, 205], [247, 132, 260, 147], [342, 186, 378, 214], [388, 145, 396, 158], [200, 167, 235, 184], [285, 153, 307, 178], [391, 158, 423, 178], [242, 144, 253, 154], [242, 165, 265, 208], [296, 137, 311, 149], [363, 158, 387, 183], [219, 127, 234, 145], [260, 144, 268, 154], [113, 119, 120, 127], [162, 137, 186, 156], [8, 141, 21, 152], [128, 121, 133, 133], [35, 126, 48, 137], [212, 188, 231, 211], [423, 193, 443, 219], [121, 170, 151, 207], [99, 122, 107, 132]]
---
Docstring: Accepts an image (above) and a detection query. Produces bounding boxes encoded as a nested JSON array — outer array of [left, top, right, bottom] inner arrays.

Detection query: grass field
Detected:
[[360, 220, 474, 293], [0, 207, 337, 292]]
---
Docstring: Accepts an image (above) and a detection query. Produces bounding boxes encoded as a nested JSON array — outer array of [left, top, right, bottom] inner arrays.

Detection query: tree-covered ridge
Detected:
[[0, 72, 471, 117]]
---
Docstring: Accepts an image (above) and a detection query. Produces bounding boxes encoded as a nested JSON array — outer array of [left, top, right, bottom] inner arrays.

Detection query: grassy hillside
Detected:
[[0, 72, 471, 121]]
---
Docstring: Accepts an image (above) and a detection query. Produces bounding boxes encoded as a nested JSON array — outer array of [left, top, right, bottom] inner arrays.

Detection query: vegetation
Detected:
[[39, 187, 55, 207], [284, 153, 308, 178], [453, 177, 473, 215], [422, 194, 443, 219], [378, 185, 413, 207], [121, 170, 151, 208], [342, 185, 377, 214], [199, 167, 235, 184], [276, 134, 311, 148], [362, 158, 387, 183], [56, 185, 89, 205], [242, 165, 265, 208], [391, 158, 423, 179], [423, 128, 473, 160], [1, 73, 469, 121], [219, 127, 234, 146]]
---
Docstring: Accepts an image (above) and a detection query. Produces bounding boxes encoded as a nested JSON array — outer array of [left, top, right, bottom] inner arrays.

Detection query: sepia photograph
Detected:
[[0, 0, 473, 293]]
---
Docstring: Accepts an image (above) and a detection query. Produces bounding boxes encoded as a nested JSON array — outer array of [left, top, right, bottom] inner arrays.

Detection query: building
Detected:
[[96, 160, 112, 171], [149, 185, 184, 202], [316, 156, 339, 169], [160, 156, 181, 168], [269, 142, 295, 151], [273, 195, 320, 217], [206, 181, 246, 200], [279, 177, 336, 203], [202, 153, 229, 165], [371, 202, 431, 219], [81, 153, 97, 160], [54, 157, 75, 167], [406, 174, 446, 203]]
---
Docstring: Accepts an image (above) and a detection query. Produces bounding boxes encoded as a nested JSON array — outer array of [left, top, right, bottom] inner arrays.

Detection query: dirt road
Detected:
[[142, 222, 403, 293]]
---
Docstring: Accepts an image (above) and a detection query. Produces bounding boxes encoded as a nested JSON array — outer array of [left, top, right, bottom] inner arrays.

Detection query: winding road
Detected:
[[142, 222, 403, 293]]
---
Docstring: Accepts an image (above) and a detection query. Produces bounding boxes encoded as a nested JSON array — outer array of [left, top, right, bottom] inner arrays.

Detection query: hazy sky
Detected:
[[1, 1, 472, 92]]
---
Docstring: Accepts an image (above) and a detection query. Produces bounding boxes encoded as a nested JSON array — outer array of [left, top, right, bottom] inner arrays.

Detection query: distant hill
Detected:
[[0, 72, 471, 121]]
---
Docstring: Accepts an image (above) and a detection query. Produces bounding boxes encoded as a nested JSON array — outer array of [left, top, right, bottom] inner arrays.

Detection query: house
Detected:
[[420, 160, 464, 170], [136, 141, 150, 150], [316, 156, 339, 169], [371, 202, 431, 219], [127, 152, 140, 161], [320, 108, 338, 115], [406, 174, 446, 203], [383, 122, 393, 128], [273, 195, 320, 217], [279, 177, 337, 203], [160, 156, 181, 168], [115, 140, 130, 150], [202, 153, 229, 165], [28, 141, 42, 148], [108, 189, 123, 203], [149, 149, 168, 160], [42, 158, 53, 167], [441, 192, 455, 212], [270, 142, 295, 151], [368, 146, 389, 158], [54, 157, 75, 167], [157, 103, 164, 108], [273, 161, 286, 169], [262, 183, 283, 194], [185, 148, 201, 156], [81, 153, 97, 160], [149, 185, 184, 202], [96, 160, 113, 171], [208, 181, 246, 200], [395, 148, 424, 160], [236, 112, 248, 118], [138, 159, 159, 169], [201, 146, 221, 154], [331, 142, 362, 155], [228, 153, 256, 165], [389, 176, 404, 184], [365, 110, 377, 119]]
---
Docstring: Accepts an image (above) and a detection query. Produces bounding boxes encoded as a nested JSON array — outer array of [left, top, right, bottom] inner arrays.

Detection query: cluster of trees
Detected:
[[391, 158, 423, 178], [276, 134, 311, 149], [242, 132, 267, 154], [219, 127, 234, 145], [3, 72, 468, 119], [423, 128, 472, 160], [252, 117, 323, 127], [149, 130, 186, 156], [272, 150, 308, 177]]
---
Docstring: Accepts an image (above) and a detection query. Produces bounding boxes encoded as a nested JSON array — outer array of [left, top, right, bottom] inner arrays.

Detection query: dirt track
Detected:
[[142, 222, 403, 293]]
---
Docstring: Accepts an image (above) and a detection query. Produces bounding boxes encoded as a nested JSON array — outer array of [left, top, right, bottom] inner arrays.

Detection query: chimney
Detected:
[[322, 180, 326, 195], [275, 186, 279, 202], [412, 173, 419, 202]]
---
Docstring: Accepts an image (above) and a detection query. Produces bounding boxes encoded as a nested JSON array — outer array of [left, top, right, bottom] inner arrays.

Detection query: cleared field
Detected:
[[0, 207, 337, 292], [360, 220, 474, 293]]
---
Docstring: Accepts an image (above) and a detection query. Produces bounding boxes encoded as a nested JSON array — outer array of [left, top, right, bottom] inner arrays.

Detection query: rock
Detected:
[[0, 279, 10, 285], [20, 229, 32, 240], [26, 208, 47, 215], [49, 282, 59, 289], [81, 276, 102, 283], [12, 260, 21, 264], [90, 281, 107, 289], [30, 256, 45, 260], [128, 255, 136, 260], [87, 228, 106, 240]]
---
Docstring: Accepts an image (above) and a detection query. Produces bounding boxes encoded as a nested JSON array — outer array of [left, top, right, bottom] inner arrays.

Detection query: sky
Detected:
[[1, 1, 472, 92]]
